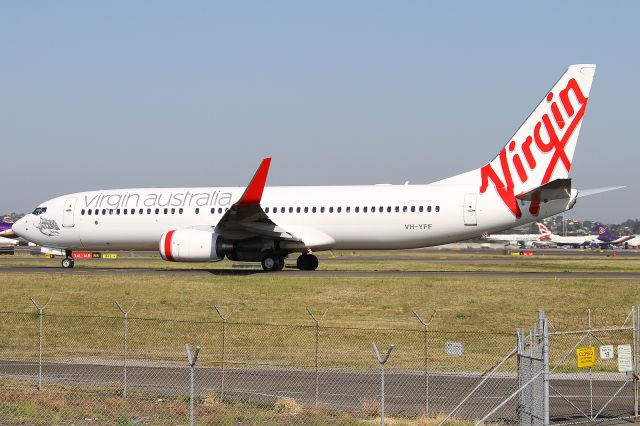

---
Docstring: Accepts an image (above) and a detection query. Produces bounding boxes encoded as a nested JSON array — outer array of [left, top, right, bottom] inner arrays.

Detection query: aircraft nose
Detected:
[[11, 216, 29, 238]]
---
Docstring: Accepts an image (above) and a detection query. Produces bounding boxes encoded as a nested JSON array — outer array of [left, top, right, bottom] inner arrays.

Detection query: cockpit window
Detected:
[[32, 207, 47, 215]]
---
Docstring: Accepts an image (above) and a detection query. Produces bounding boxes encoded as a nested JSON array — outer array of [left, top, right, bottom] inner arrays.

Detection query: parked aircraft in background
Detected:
[[13, 64, 611, 270], [594, 222, 635, 247], [0, 220, 19, 245], [535, 222, 598, 248], [482, 225, 551, 247]]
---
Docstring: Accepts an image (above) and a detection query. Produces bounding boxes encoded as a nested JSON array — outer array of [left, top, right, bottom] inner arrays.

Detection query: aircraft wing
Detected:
[[214, 158, 301, 242]]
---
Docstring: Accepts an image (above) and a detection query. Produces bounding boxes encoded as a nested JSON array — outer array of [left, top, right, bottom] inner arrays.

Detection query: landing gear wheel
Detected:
[[261, 255, 284, 272], [296, 254, 319, 271], [275, 257, 285, 271], [61, 258, 75, 269]]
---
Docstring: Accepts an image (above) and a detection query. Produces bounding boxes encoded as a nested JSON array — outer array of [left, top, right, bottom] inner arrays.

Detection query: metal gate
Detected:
[[463, 193, 477, 226], [440, 309, 638, 425], [62, 197, 77, 227], [546, 307, 638, 425]]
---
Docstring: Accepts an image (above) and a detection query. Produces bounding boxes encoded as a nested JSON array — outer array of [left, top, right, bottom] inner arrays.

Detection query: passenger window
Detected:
[[116, 209, 120, 215], [337, 207, 342, 213], [124, 209, 128, 215], [329, 207, 334, 213], [281, 207, 285, 213], [87, 209, 92, 215], [387, 206, 391, 213], [109, 209, 114, 215], [436, 206, 440, 212], [321, 207, 325, 213], [218, 208, 223, 214], [179, 208, 183, 214], [195, 208, 199, 214], [296, 207, 301, 213], [355, 207, 359, 213], [304, 207, 308, 213], [170, 208, 175, 214], [289, 207, 293, 213], [379, 207, 384, 213], [163, 208, 168, 214], [363, 206, 368, 213], [147, 208, 151, 214], [155, 208, 159, 214], [427, 206, 431, 212], [81, 209, 85, 215], [265, 207, 270, 213], [395, 206, 399, 213], [346, 207, 350, 213], [411, 206, 415, 212], [102, 209, 106, 215], [130, 209, 134, 215], [403, 206, 407, 212], [419, 206, 423, 212], [312, 207, 317, 213], [139, 209, 143, 214]]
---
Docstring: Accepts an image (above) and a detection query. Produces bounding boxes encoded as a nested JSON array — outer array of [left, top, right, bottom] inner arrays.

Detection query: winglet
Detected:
[[238, 158, 271, 205]]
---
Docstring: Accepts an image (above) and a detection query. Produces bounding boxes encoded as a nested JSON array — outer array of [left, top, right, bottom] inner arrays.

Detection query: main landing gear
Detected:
[[261, 254, 285, 272], [296, 253, 319, 271]]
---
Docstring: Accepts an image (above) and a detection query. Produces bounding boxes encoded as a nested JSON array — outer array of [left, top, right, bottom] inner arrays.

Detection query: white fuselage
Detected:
[[13, 182, 575, 254]]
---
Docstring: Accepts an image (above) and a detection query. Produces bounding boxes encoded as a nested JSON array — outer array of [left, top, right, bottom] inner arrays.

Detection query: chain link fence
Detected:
[[0, 303, 637, 425]]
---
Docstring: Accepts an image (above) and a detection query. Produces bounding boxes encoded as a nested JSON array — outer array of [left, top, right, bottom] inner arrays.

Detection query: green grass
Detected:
[[0, 380, 476, 425], [0, 251, 638, 371]]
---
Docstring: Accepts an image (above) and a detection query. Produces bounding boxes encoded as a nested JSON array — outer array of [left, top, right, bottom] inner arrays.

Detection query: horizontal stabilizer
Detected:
[[516, 178, 571, 202], [577, 186, 625, 198]]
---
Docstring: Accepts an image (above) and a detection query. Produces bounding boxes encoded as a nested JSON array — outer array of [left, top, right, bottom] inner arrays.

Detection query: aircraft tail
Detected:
[[594, 222, 617, 242], [436, 64, 596, 218], [536, 222, 551, 236]]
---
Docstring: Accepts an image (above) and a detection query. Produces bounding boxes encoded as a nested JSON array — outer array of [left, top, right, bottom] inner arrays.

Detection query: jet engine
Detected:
[[159, 229, 223, 262]]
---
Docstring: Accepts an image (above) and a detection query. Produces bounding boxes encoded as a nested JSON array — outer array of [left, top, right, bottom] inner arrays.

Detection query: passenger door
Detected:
[[62, 197, 77, 227], [463, 193, 477, 226]]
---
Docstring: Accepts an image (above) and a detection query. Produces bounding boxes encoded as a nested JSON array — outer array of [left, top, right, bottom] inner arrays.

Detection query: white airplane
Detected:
[[481, 225, 551, 247], [13, 64, 605, 271], [535, 222, 597, 248]]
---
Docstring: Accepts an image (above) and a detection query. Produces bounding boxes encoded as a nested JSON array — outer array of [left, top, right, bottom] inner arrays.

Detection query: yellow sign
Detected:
[[576, 346, 596, 368], [102, 253, 118, 259]]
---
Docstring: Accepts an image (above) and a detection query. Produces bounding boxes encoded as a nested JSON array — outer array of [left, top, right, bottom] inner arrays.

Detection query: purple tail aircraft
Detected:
[[0, 219, 19, 245], [594, 222, 634, 245]]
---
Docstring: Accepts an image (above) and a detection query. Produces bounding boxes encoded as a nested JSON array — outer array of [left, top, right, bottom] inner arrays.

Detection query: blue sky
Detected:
[[1, 1, 638, 223]]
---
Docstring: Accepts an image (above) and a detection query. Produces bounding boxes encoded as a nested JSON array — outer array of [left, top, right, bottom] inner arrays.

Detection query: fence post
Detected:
[[539, 310, 549, 426], [372, 342, 394, 426], [634, 306, 638, 420], [307, 307, 328, 407], [115, 300, 137, 400], [185, 344, 201, 426], [30, 298, 51, 391], [412, 310, 436, 417], [213, 306, 228, 398]]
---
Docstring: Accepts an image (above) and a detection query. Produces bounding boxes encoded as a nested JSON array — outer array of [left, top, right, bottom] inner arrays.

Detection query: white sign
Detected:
[[446, 341, 463, 357], [617, 344, 633, 372], [599, 345, 614, 360]]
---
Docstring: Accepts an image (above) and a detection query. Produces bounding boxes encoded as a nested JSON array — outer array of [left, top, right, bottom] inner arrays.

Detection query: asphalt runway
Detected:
[[0, 360, 634, 422]]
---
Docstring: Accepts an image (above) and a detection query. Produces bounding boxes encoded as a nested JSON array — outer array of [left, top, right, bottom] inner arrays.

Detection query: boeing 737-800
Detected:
[[13, 65, 604, 270]]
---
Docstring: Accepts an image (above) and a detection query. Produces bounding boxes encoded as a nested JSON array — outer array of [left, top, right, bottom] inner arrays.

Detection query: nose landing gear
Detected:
[[61, 257, 75, 269], [61, 250, 74, 269]]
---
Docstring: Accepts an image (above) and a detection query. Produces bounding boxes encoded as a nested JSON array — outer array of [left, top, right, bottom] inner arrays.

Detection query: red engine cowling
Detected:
[[159, 229, 222, 262]]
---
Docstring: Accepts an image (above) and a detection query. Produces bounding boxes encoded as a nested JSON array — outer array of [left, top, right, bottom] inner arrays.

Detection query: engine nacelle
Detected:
[[159, 229, 222, 262]]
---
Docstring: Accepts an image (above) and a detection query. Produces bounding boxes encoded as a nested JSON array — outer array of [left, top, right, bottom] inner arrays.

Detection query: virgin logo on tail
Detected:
[[480, 78, 589, 218]]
